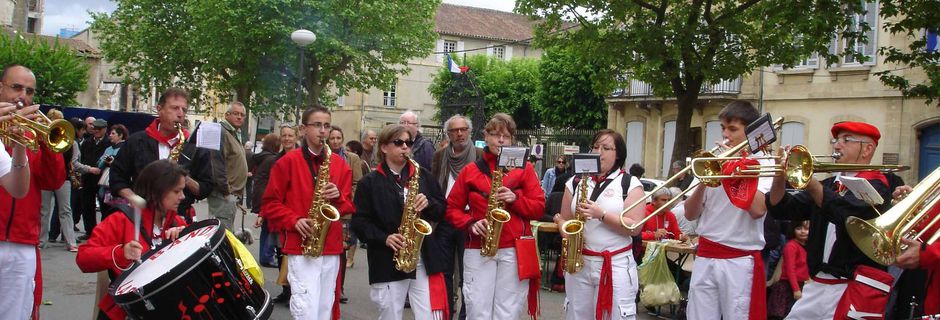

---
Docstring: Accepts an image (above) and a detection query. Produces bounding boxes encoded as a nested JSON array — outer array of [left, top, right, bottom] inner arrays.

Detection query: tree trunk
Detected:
[[235, 85, 253, 144], [670, 79, 702, 175]]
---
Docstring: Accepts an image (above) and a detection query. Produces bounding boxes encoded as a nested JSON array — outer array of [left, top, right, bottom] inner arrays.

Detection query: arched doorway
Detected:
[[919, 123, 940, 180]]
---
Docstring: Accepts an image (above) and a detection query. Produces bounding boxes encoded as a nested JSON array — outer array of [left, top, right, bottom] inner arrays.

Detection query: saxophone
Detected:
[[481, 166, 511, 257], [301, 139, 341, 257], [561, 175, 589, 273], [168, 122, 185, 163], [393, 158, 433, 272]]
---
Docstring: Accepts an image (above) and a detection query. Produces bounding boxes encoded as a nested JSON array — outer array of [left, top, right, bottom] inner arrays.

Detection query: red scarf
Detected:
[[696, 237, 766, 320], [582, 245, 633, 320], [720, 157, 760, 210], [144, 119, 189, 147]]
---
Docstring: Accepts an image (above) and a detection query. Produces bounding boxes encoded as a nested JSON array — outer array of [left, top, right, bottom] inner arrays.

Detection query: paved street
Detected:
[[38, 201, 663, 319]]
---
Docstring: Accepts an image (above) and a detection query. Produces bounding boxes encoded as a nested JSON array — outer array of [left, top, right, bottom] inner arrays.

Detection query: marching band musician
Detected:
[[683, 101, 773, 319], [76, 160, 189, 320], [261, 106, 354, 320], [767, 121, 893, 319], [552, 129, 646, 320], [897, 236, 940, 316], [444, 113, 545, 319], [0, 64, 66, 320], [351, 124, 449, 320]]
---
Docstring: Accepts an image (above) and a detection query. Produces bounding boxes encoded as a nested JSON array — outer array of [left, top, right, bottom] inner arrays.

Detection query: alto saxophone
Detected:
[[481, 166, 511, 257], [561, 175, 589, 273], [168, 122, 185, 163], [393, 158, 433, 272], [301, 139, 341, 257]]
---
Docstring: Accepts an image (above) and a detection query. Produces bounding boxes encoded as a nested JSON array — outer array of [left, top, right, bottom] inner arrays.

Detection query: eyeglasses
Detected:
[[228, 111, 245, 117], [391, 139, 414, 147], [399, 120, 418, 126], [305, 122, 332, 130], [447, 127, 469, 134], [2, 83, 35, 96], [830, 136, 870, 145], [487, 131, 512, 140]]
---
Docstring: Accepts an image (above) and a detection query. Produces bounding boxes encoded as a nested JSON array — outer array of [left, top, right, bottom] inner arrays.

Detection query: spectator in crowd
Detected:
[[75, 119, 111, 239], [251, 133, 280, 268], [207, 101, 249, 232], [399, 110, 434, 169], [541, 155, 567, 196], [667, 160, 695, 190], [39, 109, 78, 252], [360, 129, 377, 169], [280, 125, 298, 153], [628, 163, 645, 179], [345, 140, 371, 173], [668, 186, 697, 235], [65, 117, 85, 235], [768, 220, 810, 319], [96, 124, 128, 215]]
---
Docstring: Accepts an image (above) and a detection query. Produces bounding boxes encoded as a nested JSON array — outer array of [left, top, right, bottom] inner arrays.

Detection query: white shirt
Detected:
[[0, 140, 12, 179], [694, 156, 774, 251], [565, 171, 642, 254]]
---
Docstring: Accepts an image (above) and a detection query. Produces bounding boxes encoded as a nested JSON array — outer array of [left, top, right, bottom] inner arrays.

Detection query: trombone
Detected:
[[0, 103, 75, 153], [619, 117, 785, 231]]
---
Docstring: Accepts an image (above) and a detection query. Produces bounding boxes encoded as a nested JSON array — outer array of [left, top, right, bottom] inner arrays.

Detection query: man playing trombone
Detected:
[[767, 121, 893, 319]]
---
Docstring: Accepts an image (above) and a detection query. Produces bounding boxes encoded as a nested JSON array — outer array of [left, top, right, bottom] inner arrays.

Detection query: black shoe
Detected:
[[359, 243, 368, 249], [273, 287, 291, 304], [77, 235, 90, 241], [340, 295, 348, 304], [260, 261, 278, 269]]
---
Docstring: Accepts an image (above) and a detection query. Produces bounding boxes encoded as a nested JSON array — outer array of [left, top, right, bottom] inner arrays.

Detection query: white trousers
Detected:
[[785, 277, 847, 320], [463, 248, 529, 320], [287, 254, 340, 320], [369, 259, 442, 320], [564, 251, 638, 320], [687, 256, 754, 320], [0, 241, 36, 320]]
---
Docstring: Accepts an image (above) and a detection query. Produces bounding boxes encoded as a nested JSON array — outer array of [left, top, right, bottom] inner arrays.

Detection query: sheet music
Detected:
[[498, 147, 529, 168], [838, 175, 885, 205], [196, 122, 223, 151]]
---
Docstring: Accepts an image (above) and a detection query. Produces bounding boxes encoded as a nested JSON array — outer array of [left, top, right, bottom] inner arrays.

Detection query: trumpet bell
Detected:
[[45, 119, 76, 153]]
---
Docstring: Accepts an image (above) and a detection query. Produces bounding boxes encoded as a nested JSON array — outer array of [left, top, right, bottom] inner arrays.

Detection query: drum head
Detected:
[[110, 219, 224, 301]]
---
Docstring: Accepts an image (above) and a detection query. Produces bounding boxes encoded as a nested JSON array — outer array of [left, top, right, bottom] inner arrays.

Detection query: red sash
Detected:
[[428, 272, 450, 319], [583, 244, 633, 320], [697, 237, 766, 320]]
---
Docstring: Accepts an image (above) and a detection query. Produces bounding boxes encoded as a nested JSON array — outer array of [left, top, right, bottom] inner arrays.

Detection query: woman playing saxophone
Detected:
[[552, 129, 646, 320], [444, 113, 545, 319], [351, 124, 449, 320]]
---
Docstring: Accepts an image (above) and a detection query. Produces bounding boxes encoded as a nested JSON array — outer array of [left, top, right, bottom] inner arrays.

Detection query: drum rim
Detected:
[[109, 219, 225, 304]]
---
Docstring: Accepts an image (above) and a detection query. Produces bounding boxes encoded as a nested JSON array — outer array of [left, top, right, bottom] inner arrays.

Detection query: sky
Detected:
[[41, 0, 517, 36]]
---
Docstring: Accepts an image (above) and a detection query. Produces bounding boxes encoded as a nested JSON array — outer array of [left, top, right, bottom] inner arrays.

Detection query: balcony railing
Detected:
[[609, 76, 742, 98]]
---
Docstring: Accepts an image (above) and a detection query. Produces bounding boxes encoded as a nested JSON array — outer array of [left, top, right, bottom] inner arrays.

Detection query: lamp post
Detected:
[[291, 29, 316, 121]]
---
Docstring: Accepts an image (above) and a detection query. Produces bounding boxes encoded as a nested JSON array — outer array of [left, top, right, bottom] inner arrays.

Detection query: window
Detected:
[[443, 40, 457, 53], [383, 84, 396, 107], [493, 46, 505, 60], [705, 120, 722, 150], [781, 122, 805, 146], [842, 1, 878, 65], [26, 18, 37, 34], [626, 121, 644, 169], [661, 121, 676, 177], [336, 95, 345, 107], [796, 52, 819, 68]]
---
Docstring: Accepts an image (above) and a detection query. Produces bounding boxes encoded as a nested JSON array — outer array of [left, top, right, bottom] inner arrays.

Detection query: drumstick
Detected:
[[128, 195, 146, 244]]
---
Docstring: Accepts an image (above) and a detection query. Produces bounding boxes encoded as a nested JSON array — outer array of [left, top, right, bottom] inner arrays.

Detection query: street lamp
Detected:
[[291, 29, 316, 120]]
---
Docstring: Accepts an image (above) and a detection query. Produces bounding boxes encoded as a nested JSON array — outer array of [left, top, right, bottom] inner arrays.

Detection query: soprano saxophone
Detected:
[[560, 175, 589, 273], [481, 165, 511, 257], [301, 139, 341, 257], [393, 158, 433, 272]]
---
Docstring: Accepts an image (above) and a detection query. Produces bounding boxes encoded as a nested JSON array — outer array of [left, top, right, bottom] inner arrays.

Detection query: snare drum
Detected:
[[109, 219, 272, 319]]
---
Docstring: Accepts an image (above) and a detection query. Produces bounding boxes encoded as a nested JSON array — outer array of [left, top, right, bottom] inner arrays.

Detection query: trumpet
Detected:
[[619, 117, 785, 231], [0, 103, 75, 153]]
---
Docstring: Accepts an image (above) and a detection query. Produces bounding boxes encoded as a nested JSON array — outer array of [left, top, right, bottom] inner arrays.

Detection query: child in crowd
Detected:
[[768, 220, 810, 319]]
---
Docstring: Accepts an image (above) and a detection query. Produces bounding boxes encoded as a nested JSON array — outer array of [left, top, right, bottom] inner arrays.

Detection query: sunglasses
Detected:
[[391, 139, 414, 147]]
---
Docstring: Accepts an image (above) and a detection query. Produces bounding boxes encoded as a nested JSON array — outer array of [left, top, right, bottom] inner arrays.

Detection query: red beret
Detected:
[[831, 121, 880, 144]]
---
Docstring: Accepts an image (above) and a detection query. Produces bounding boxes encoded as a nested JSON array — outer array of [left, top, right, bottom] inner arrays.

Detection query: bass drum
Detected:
[[109, 219, 272, 319]]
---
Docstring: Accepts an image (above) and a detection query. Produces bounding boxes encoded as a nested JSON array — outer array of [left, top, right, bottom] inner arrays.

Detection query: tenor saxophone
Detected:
[[481, 166, 511, 257], [560, 175, 589, 273], [301, 139, 341, 257], [168, 122, 185, 163], [393, 158, 433, 272]]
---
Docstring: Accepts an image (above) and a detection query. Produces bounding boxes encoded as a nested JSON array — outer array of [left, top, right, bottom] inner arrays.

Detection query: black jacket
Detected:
[[767, 175, 892, 279], [352, 161, 448, 284], [79, 136, 111, 184], [249, 150, 278, 213], [110, 127, 221, 213]]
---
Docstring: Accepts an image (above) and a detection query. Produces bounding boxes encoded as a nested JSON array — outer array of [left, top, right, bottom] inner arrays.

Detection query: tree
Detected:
[[536, 46, 608, 129], [91, 0, 440, 121], [429, 54, 543, 129], [0, 32, 89, 106], [516, 0, 865, 166], [875, 0, 940, 104]]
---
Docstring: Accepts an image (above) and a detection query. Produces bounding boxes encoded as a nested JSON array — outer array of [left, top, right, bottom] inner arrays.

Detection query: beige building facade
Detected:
[[607, 4, 936, 184]]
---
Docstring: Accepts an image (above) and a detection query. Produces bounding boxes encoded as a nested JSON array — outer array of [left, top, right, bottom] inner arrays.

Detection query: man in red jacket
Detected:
[[0, 64, 66, 319], [261, 106, 354, 320]]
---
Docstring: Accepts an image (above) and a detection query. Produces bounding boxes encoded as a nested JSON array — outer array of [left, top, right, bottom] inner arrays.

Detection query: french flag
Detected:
[[446, 55, 468, 73]]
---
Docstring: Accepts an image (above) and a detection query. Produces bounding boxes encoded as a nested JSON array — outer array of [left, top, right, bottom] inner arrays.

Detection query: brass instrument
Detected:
[[620, 119, 785, 231], [301, 139, 341, 257], [0, 103, 74, 153], [394, 158, 433, 272], [481, 164, 511, 257], [168, 123, 185, 162], [847, 167, 940, 265], [560, 174, 589, 273]]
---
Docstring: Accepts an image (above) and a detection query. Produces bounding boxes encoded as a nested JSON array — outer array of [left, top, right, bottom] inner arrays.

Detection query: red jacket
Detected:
[[641, 204, 682, 241], [780, 239, 809, 292], [75, 208, 186, 320], [445, 150, 544, 249], [921, 242, 940, 315], [260, 148, 354, 255], [0, 145, 65, 245]]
